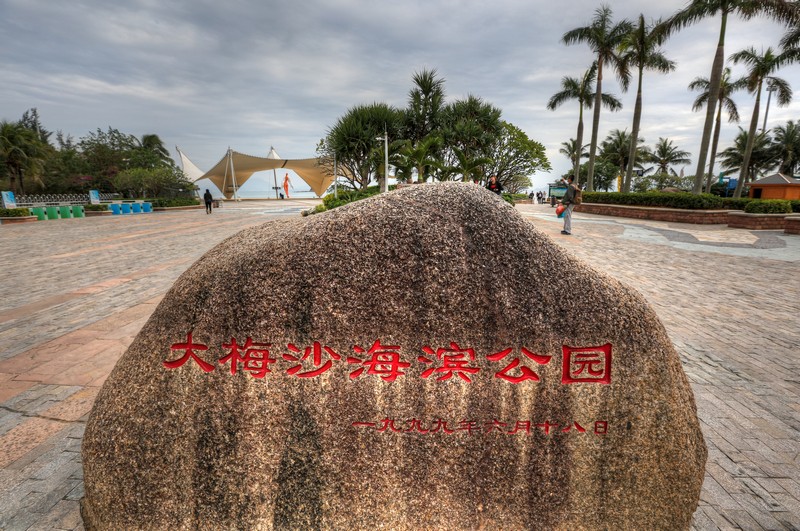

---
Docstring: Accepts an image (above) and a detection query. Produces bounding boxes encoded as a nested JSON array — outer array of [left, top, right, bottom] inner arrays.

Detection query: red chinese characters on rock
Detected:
[[487, 347, 552, 384], [282, 342, 341, 378], [352, 418, 609, 437], [163, 334, 613, 386], [347, 340, 410, 382], [219, 337, 275, 378], [418, 342, 480, 382], [562, 343, 612, 384], [163, 332, 215, 372]]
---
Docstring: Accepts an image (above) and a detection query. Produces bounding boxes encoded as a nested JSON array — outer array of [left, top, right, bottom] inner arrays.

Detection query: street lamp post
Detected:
[[761, 83, 778, 134], [376, 130, 388, 193]]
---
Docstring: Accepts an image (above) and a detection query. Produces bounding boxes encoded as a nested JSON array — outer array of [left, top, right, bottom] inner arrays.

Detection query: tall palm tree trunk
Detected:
[[574, 107, 585, 181], [705, 104, 724, 193], [693, 12, 728, 193], [734, 82, 762, 198], [624, 67, 644, 193], [587, 58, 605, 191]]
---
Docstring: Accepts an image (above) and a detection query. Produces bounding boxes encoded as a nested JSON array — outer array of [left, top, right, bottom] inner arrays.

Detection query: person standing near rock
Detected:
[[203, 189, 213, 214], [486, 175, 503, 195], [560, 175, 576, 235]]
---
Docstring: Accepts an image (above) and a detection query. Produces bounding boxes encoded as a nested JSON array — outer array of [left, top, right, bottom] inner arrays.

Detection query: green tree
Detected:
[[0, 120, 48, 194], [619, 15, 676, 192], [113, 166, 193, 199], [688, 67, 746, 192], [658, 0, 798, 193], [392, 135, 443, 183], [772, 120, 800, 175], [563, 5, 632, 191], [78, 128, 141, 191], [404, 69, 446, 182], [559, 138, 589, 169], [438, 95, 503, 181], [485, 122, 550, 186], [322, 103, 404, 189], [729, 46, 795, 197], [718, 127, 779, 181], [445, 146, 493, 183], [648, 137, 692, 175], [547, 62, 622, 182], [599, 129, 648, 180]]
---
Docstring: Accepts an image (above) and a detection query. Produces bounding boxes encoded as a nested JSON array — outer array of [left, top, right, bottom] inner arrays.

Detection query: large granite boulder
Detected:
[[82, 182, 706, 529]]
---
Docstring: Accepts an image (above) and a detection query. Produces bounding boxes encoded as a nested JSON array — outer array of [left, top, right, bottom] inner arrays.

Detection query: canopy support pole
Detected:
[[228, 148, 240, 201]]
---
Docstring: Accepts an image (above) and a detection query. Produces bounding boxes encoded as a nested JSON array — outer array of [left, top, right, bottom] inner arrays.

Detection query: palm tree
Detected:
[[563, 5, 632, 191], [405, 69, 446, 182], [619, 15, 676, 192], [0, 120, 47, 195], [648, 138, 692, 175], [599, 129, 649, 180], [658, 0, 798, 194], [559, 138, 589, 168], [772, 120, 800, 175], [446, 146, 492, 183], [547, 63, 622, 182], [688, 67, 747, 192], [730, 46, 795, 198], [393, 135, 443, 183], [718, 127, 779, 181]]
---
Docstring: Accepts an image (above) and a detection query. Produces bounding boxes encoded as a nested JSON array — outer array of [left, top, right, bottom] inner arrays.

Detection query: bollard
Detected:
[[30, 207, 46, 220], [131, 203, 142, 214], [46, 206, 60, 220], [72, 205, 85, 218], [121, 203, 132, 214], [110, 204, 122, 215], [142, 202, 152, 213], [59, 205, 72, 219]]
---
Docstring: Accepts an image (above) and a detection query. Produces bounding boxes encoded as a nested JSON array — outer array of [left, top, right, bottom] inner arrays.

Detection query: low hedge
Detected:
[[720, 197, 753, 211], [84, 204, 109, 211], [583, 191, 724, 209], [0, 207, 31, 217], [791, 200, 800, 213], [743, 199, 792, 214], [150, 198, 200, 208]]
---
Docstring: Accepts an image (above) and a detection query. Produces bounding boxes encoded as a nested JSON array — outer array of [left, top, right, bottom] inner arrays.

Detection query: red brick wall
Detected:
[[784, 215, 800, 235], [575, 203, 730, 224], [727, 212, 787, 230]]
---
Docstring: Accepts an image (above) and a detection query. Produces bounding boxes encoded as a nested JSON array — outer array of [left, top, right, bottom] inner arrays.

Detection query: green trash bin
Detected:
[[72, 205, 85, 218], [30, 207, 46, 220], [46, 206, 60, 220], [59, 205, 73, 219]]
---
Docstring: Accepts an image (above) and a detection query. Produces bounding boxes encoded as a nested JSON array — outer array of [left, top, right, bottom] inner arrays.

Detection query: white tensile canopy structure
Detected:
[[177, 146, 339, 199]]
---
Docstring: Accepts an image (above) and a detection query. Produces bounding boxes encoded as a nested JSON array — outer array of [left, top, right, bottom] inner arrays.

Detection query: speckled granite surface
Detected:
[[81, 182, 706, 529]]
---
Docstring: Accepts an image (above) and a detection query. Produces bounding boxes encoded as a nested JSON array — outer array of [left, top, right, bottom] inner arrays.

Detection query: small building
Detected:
[[748, 173, 800, 200]]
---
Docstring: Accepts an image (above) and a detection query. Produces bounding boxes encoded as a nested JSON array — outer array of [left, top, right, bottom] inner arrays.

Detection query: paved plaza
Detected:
[[0, 198, 798, 530]]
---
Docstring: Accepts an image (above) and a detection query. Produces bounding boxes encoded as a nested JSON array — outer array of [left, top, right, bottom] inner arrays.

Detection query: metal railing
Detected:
[[14, 193, 120, 207]]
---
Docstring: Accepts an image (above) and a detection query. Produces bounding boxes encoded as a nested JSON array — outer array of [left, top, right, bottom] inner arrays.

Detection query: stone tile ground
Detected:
[[0, 198, 798, 530]]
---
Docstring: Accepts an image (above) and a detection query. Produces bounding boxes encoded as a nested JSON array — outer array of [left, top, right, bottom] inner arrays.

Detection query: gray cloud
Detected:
[[2, 0, 797, 192]]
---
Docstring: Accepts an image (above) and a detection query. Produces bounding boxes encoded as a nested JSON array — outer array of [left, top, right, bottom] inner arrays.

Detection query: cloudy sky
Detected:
[[2, 0, 798, 193]]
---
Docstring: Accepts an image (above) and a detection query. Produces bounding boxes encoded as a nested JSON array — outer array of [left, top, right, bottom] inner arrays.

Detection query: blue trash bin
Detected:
[[132, 203, 142, 213], [121, 203, 132, 214], [142, 202, 152, 213], [110, 204, 122, 215]]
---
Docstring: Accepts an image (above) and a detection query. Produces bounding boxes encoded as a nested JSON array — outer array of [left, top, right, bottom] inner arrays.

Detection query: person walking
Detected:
[[203, 189, 213, 214], [560, 175, 577, 235]]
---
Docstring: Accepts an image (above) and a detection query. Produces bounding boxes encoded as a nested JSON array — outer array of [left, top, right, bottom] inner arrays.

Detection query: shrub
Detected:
[[84, 204, 109, 211], [790, 200, 800, 213], [501, 193, 516, 206], [720, 197, 753, 211], [0, 207, 31, 217], [150, 198, 200, 208], [582, 191, 724, 210], [321, 185, 397, 211], [743, 199, 792, 214]]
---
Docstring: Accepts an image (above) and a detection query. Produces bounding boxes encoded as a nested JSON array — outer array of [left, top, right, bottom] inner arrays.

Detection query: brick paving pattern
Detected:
[[0, 198, 798, 530]]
